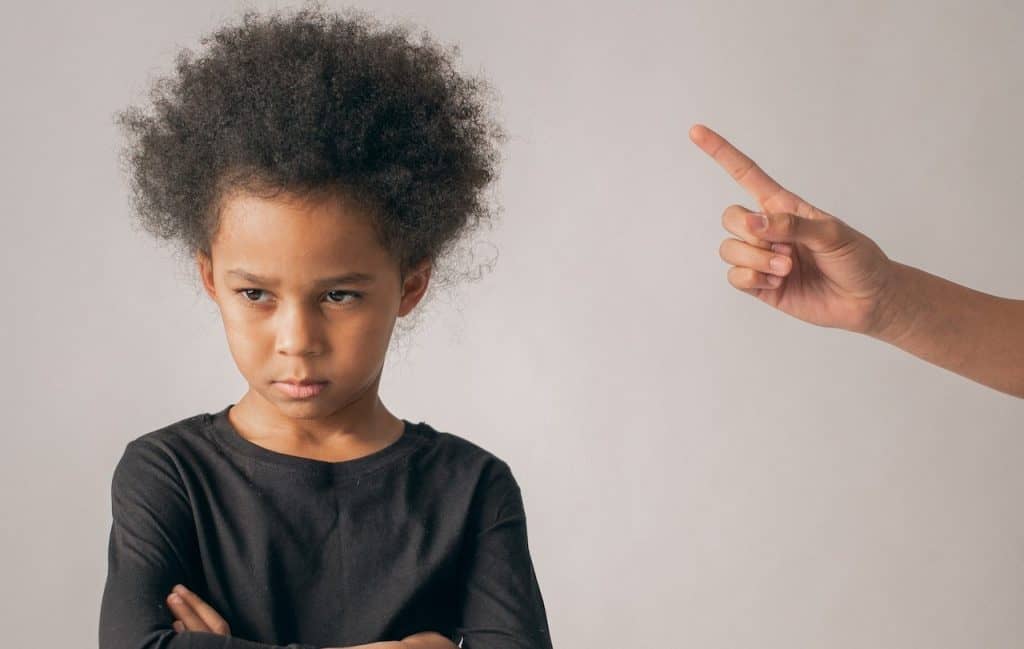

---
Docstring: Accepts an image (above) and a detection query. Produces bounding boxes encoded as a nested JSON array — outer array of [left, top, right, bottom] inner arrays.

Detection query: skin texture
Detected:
[[689, 123, 895, 335], [176, 187, 457, 649], [197, 188, 429, 455], [692, 122, 1024, 399]]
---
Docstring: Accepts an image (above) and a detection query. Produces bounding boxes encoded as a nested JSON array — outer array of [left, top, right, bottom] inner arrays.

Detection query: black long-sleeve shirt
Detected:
[[99, 404, 553, 649]]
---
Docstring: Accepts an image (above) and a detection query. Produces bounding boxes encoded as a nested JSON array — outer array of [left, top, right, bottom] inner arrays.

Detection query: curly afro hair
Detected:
[[115, 2, 506, 313]]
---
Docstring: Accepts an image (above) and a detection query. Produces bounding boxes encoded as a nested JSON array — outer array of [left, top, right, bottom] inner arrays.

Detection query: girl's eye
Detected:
[[238, 289, 267, 304], [234, 289, 361, 306], [325, 290, 360, 305]]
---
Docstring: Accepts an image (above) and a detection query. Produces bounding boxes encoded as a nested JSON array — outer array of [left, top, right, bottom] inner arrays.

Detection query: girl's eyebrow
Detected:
[[226, 268, 375, 286]]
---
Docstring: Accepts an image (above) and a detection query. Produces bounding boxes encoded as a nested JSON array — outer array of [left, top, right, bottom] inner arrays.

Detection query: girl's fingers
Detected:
[[173, 621, 185, 633], [719, 237, 792, 278], [169, 585, 231, 636], [167, 592, 208, 632]]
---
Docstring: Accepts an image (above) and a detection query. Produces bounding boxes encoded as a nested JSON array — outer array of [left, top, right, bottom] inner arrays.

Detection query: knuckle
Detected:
[[778, 212, 795, 236], [824, 217, 844, 243]]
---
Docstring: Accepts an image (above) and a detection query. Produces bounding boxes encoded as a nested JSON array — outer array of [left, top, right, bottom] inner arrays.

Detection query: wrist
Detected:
[[863, 259, 915, 342]]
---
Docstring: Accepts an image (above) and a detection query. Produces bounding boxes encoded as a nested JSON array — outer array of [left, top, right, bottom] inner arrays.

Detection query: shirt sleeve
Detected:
[[451, 460, 554, 649], [99, 439, 317, 649]]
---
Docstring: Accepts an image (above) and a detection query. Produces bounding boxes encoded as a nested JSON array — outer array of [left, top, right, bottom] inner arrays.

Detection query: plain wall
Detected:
[[3, 1, 1024, 647]]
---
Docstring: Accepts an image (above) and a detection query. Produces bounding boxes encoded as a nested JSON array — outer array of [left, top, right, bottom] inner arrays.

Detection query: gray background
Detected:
[[3, 1, 1024, 647]]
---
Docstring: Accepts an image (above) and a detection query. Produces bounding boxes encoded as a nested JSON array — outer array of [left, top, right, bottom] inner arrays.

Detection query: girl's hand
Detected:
[[166, 584, 232, 636], [164, 585, 454, 649], [328, 631, 458, 649], [400, 631, 459, 649], [690, 124, 897, 336]]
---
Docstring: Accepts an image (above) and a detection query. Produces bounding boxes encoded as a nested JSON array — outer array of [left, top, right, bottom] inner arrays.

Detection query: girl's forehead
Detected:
[[218, 193, 379, 245]]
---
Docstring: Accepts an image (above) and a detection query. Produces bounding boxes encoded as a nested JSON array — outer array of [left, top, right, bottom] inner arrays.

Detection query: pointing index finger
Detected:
[[689, 123, 787, 206]]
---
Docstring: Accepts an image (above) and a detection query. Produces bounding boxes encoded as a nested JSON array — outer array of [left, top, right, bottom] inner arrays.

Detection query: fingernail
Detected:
[[746, 212, 767, 231], [174, 584, 187, 595], [169, 594, 182, 604], [769, 256, 788, 273]]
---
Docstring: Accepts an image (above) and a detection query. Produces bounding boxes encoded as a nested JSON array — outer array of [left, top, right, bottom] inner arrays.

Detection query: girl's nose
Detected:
[[274, 304, 326, 357]]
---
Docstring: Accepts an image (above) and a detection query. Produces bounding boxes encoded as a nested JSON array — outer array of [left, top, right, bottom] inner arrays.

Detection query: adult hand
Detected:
[[690, 123, 897, 336], [166, 583, 232, 636]]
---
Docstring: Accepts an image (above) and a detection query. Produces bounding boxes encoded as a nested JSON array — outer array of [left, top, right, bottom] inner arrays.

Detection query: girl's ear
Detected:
[[398, 259, 431, 317], [196, 251, 217, 301]]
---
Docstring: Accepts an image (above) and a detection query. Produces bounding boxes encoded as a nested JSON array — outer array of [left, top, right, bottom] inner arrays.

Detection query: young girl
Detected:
[[99, 5, 553, 649]]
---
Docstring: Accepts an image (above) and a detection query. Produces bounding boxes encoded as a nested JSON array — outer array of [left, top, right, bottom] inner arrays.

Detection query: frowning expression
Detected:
[[197, 188, 429, 419]]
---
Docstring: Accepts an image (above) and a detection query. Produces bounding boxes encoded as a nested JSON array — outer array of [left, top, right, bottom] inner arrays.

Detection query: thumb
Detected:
[[750, 209, 850, 254]]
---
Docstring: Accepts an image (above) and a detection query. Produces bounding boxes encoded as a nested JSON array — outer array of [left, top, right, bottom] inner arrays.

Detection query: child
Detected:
[[99, 4, 553, 648]]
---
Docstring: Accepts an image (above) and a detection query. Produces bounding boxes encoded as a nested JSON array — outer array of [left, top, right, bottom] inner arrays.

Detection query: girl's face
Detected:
[[196, 189, 429, 423]]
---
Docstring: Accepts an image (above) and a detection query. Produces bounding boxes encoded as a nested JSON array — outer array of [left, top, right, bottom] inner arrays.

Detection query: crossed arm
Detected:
[[102, 440, 550, 649], [164, 582, 457, 649]]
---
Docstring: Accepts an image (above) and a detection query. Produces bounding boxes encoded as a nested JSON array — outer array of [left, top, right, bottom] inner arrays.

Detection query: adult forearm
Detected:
[[868, 260, 1024, 399]]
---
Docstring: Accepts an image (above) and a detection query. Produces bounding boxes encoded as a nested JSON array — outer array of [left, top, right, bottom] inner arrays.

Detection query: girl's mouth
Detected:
[[273, 381, 328, 399]]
